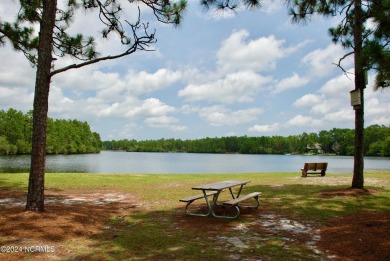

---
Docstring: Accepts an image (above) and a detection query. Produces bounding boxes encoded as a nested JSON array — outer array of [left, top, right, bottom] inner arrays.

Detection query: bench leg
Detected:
[[184, 193, 218, 217], [184, 200, 212, 217], [252, 195, 260, 208], [211, 205, 241, 219]]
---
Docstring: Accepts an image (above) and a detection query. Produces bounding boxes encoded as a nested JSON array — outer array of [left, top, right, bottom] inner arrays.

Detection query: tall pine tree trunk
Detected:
[[26, 0, 57, 211], [352, 0, 365, 189]]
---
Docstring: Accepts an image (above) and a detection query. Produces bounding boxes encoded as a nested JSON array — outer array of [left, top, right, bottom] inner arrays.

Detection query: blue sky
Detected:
[[0, 0, 389, 141]]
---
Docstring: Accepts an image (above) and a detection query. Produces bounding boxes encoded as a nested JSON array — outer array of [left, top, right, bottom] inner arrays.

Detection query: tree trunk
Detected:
[[352, 0, 365, 189], [26, 0, 57, 211]]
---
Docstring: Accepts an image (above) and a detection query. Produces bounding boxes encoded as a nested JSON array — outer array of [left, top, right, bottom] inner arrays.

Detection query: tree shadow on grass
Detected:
[[74, 205, 274, 261], [0, 186, 226, 260], [71, 183, 390, 260], [0, 182, 388, 261], [0, 178, 26, 190], [245, 183, 389, 223]]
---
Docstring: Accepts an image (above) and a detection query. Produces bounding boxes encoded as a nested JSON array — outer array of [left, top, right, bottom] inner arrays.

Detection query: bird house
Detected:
[[350, 89, 361, 106]]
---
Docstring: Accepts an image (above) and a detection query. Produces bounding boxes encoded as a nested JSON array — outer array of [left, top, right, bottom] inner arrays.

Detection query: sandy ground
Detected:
[[0, 186, 389, 260]]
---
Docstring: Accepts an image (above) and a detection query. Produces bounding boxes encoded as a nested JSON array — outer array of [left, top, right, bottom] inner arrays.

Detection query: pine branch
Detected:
[[332, 51, 355, 80], [51, 18, 156, 77]]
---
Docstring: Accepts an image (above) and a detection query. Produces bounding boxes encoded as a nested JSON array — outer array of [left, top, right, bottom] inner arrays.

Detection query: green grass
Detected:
[[1, 171, 389, 260], [2, 171, 389, 215]]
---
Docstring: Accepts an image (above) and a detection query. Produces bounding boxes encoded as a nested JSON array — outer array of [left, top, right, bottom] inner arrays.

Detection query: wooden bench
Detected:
[[179, 191, 219, 204], [179, 191, 219, 217], [301, 162, 328, 177], [223, 192, 261, 207]]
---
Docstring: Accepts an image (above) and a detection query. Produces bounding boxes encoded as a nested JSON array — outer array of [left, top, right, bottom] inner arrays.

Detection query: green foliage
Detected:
[[0, 108, 101, 155], [365, 124, 390, 156], [0, 108, 32, 154], [102, 125, 390, 156], [0, 136, 17, 155], [201, 0, 261, 11]]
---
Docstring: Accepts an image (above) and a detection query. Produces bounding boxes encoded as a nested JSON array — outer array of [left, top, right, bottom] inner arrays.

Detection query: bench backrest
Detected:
[[304, 162, 328, 171]]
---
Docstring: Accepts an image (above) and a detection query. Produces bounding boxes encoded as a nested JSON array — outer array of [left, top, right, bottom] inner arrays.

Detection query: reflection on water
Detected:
[[1, 151, 389, 174]]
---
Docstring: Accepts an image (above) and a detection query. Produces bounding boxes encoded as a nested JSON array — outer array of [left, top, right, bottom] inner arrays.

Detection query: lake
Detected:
[[1, 151, 390, 174]]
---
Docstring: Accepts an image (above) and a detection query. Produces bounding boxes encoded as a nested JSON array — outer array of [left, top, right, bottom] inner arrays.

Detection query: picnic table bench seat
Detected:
[[223, 192, 261, 207], [301, 162, 328, 177], [222, 192, 261, 219], [179, 191, 219, 204]]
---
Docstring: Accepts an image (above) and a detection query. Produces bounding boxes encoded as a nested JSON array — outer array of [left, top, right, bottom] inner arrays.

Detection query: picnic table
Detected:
[[180, 180, 261, 219]]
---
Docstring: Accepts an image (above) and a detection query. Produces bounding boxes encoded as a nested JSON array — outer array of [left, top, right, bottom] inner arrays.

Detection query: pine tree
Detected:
[[0, 0, 186, 211], [202, 0, 389, 189]]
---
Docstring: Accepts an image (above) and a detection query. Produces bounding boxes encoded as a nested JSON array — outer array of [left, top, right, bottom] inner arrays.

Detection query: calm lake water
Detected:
[[1, 151, 390, 174]]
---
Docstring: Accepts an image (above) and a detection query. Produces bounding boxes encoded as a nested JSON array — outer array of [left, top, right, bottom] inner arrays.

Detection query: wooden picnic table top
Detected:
[[191, 180, 250, 191]]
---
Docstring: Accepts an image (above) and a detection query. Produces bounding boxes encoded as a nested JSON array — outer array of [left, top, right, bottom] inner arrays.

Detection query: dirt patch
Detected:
[[1, 188, 389, 260], [176, 207, 390, 261], [174, 188, 390, 261], [317, 212, 390, 261], [319, 188, 377, 197], [0, 188, 139, 261]]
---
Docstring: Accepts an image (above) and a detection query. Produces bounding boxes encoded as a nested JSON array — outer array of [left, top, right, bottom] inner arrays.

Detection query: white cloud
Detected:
[[311, 101, 341, 115], [144, 116, 187, 131], [287, 115, 322, 127], [293, 93, 339, 115], [178, 71, 271, 103], [217, 30, 296, 73], [198, 106, 263, 126], [98, 103, 120, 117], [261, 0, 284, 14], [0, 47, 35, 89], [125, 98, 176, 118], [93, 97, 177, 121], [319, 72, 354, 97], [292, 70, 362, 118], [0, 87, 33, 110], [1, 2, 388, 141], [114, 122, 139, 140], [49, 86, 75, 114], [272, 73, 309, 94], [323, 109, 354, 123], [368, 116, 390, 126], [0, 2, 19, 20], [366, 97, 390, 118], [54, 67, 182, 104], [125, 69, 182, 95], [302, 44, 351, 78], [249, 123, 280, 133], [294, 94, 323, 107], [180, 104, 200, 114], [54, 67, 121, 91]]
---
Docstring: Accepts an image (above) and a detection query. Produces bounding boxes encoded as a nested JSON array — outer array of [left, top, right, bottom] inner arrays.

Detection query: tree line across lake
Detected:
[[103, 125, 390, 157], [0, 109, 101, 155], [1, 108, 389, 156]]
